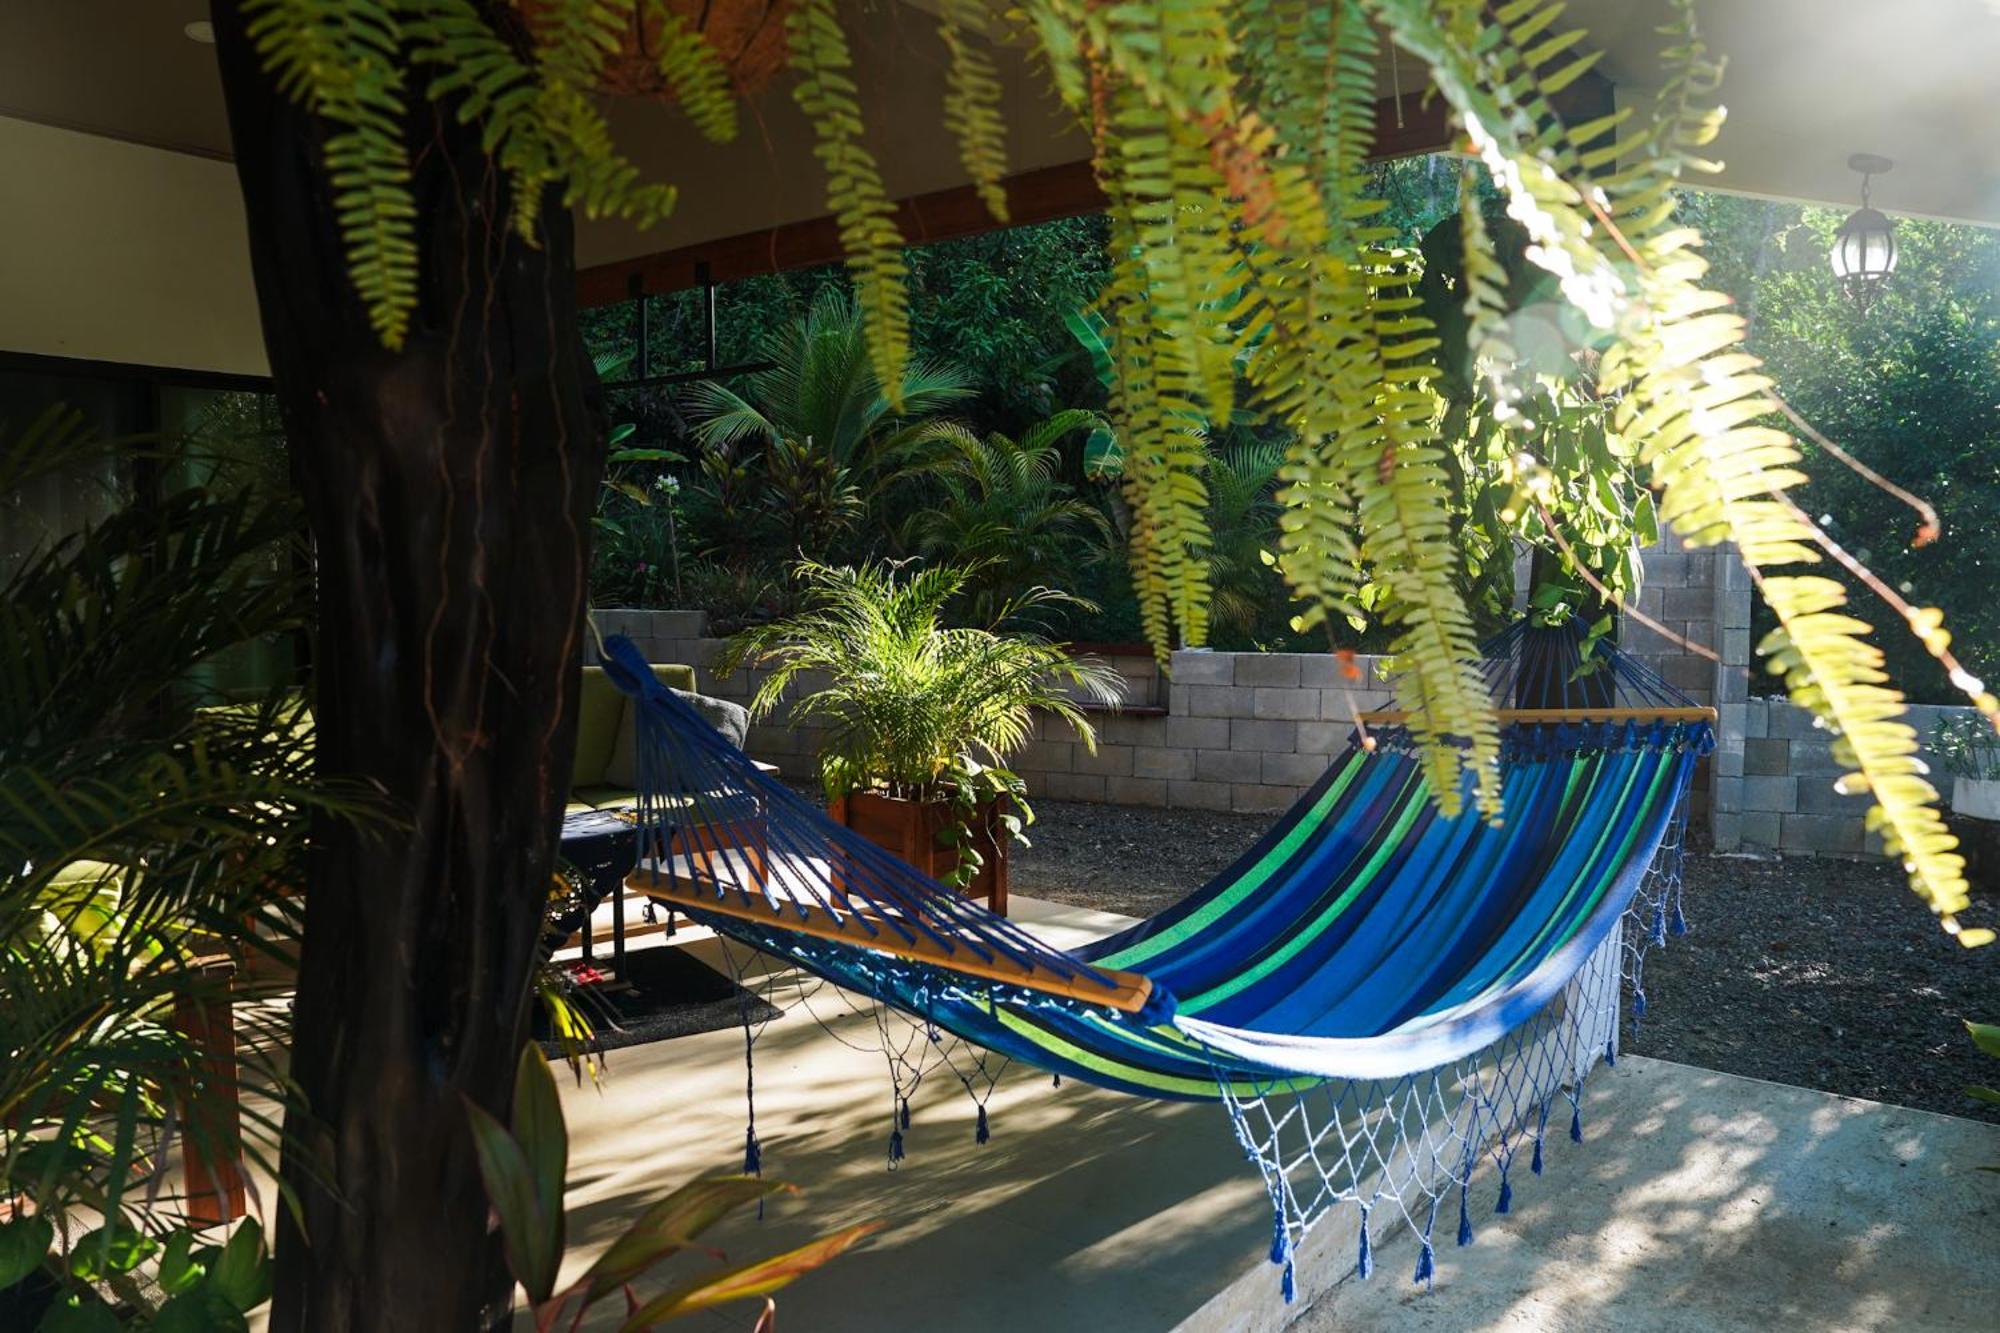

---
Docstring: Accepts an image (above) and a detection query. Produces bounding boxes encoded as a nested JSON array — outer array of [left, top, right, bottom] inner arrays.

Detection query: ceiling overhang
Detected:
[[0, 0, 1994, 293]]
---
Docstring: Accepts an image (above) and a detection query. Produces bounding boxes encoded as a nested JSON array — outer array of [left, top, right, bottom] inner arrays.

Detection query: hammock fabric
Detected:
[[599, 625, 1711, 1295]]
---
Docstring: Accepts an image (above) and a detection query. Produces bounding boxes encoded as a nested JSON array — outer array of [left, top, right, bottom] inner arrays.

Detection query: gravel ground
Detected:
[[1011, 798, 2000, 1124]]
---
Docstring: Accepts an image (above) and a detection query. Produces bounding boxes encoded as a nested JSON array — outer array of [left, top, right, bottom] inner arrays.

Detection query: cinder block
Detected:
[[1788, 740, 1843, 775], [1740, 774, 1799, 813], [1166, 716, 1231, 750], [1134, 747, 1196, 781], [1298, 655, 1342, 687], [1263, 751, 1328, 786], [1768, 704, 1826, 741], [1644, 550, 1689, 584], [1101, 715, 1167, 747], [1297, 721, 1351, 754], [1234, 655, 1302, 688], [1233, 783, 1302, 813], [652, 610, 708, 638], [1196, 749, 1263, 784], [1742, 700, 1769, 740], [1711, 810, 1743, 851], [1715, 667, 1748, 705], [1105, 775, 1169, 808], [1660, 655, 1712, 693], [1169, 650, 1234, 685], [1619, 621, 1676, 657], [1186, 685, 1253, 717], [1073, 744, 1135, 778], [1324, 689, 1394, 721], [1047, 773, 1106, 802], [747, 724, 799, 757], [1253, 687, 1320, 721], [1663, 585, 1714, 621], [1722, 627, 1752, 669], [1796, 779, 1869, 817], [1742, 737, 1789, 776], [1781, 812, 1866, 856], [1018, 740, 1074, 773], [1740, 809, 1783, 848], [1231, 718, 1297, 752], [1713, 747, 1744, 779], [1169, 780, 1235, 811]]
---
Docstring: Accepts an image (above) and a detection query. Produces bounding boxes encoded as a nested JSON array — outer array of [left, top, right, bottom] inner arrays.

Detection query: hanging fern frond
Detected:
[[1361, 0, 1991, 938], [788, 0, 910, 406], [235, 0, 1997, 938], [244, 0, 417, 348], [936, 0, 1011, 222], [643, 0, 739, 143]]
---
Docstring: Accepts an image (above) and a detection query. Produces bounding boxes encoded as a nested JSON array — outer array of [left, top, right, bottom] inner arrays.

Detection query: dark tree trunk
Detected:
[[210, 6, 605, 1328]]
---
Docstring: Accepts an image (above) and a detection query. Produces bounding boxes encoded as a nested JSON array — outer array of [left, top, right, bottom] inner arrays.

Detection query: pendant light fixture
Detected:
[[1830, 153, 1898, 313]]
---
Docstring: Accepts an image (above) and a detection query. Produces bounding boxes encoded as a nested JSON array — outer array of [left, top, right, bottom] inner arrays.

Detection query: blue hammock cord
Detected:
[[595, 621, 1710, 1296]]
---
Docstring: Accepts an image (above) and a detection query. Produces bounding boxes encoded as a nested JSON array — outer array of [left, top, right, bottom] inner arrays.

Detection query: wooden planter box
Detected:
[[827, 790, 1010, 916]]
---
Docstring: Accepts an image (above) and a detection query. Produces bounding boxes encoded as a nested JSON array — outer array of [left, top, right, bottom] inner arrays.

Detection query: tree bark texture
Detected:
[[211, 5, 605, 1327]]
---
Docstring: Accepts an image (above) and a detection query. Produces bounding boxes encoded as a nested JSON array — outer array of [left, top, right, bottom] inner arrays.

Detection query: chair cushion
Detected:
[[603, 685, 749, 789], [571, 667, 624, 789]]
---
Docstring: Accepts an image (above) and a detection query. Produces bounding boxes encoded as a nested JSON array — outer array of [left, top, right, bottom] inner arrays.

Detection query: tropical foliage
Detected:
[[899, 411, 1113, 626], [1685, 194, 2000, 706], [720, 561, 1119, 881], [680, 289, 976, 566], [247, 0, 1996, 942], [0, 409, 363, 1327]]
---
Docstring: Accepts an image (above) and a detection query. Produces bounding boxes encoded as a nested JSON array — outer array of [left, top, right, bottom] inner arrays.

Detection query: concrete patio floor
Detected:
[[538, 895, 2000, 1332]]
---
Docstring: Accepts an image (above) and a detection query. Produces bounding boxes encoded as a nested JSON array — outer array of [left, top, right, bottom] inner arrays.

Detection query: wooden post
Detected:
[[173, 957, 246, 1227]]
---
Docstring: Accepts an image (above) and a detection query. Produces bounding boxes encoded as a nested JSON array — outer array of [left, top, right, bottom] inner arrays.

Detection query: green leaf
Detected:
[[67, 1222, 156, 1282], [510, 1045, 568, 1233], [608, 448, 684, 465], [0, 1214, 53, 1290], [616, 1221, 882, 1332], [1965, 1085, 2000, 1105], [208, 1217, 271, 1312], [466, 1098, 561, 1304], [156, 1229, 205, 1296], [583, 1176, 790, 1300], [154, 1288, 251, 1333], [36, 1294, 121, 1333], [1966, 1021, 2000, 1060]]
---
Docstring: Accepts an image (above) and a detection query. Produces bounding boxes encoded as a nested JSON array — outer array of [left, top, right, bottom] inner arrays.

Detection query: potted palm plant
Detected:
[[721, 561, 1120, 914]]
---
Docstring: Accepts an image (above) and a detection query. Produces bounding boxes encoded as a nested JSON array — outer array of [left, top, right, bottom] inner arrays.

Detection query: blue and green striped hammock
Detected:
[[600, 626, 1710, 1296]]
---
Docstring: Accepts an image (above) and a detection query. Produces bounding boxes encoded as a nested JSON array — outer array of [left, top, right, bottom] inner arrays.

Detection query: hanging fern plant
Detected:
[[243, 0, 1997, 944]]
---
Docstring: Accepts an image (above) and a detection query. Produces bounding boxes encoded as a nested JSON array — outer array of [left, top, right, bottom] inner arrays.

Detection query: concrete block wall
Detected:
[[1715, 698, 1970, 858], [1661, 531, 1966, 862], [588, 608, 1389, 813], [595, 524, 1961, 863]]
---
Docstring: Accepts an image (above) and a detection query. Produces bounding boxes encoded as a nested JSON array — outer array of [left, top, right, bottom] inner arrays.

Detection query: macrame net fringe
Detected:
[[595, 626, 1701, 1300], [703, 785, 1687, 1302], [1231, 792, 1687, 1299]]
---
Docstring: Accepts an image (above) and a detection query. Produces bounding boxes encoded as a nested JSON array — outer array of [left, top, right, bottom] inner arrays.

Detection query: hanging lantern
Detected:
[[1830, 153, 1898, 312]]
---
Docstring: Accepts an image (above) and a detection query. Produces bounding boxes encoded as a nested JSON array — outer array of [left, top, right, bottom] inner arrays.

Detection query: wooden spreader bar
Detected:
[[630, 864, 1157, 1015], [1355, 705, 1719, 726]]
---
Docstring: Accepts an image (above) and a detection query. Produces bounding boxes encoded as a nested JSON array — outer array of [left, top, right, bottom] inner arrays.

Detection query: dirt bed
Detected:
[[1011, 798, 2000, 1124]]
